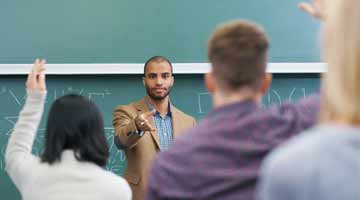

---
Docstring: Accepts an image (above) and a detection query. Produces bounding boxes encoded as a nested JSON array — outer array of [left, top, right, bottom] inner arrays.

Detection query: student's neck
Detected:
[[213, 89, 262, 108], [146, 96, 169, 113]]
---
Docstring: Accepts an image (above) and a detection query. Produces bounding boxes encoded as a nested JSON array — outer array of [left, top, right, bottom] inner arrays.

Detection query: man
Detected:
[[146, 10, 322, 200], [112, 56, 196, 200]]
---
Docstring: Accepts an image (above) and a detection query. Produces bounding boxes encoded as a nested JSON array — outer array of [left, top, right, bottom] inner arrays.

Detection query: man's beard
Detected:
[[146, 86, 172, 100]]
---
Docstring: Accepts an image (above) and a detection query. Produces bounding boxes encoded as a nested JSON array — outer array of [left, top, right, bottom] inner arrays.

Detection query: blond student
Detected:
[[258, 1, 360, 199]]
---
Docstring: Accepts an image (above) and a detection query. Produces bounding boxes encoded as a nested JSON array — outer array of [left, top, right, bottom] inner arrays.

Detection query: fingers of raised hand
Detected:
[[26, 58, 46, 91], [298, 0, 325, 20], [299, 3, 316, 15]]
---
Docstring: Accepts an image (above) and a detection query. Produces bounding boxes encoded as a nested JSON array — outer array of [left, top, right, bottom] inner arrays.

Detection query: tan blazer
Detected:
[[112, 98, 196, 200]]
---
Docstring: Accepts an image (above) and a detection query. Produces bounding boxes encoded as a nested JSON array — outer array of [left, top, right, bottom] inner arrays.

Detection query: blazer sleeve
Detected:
[[112, 105, 142, 150]]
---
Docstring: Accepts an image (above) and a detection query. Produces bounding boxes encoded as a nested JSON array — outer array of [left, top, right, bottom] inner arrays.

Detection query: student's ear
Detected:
[[260, 73, 272, 95], [142, 77, 145, 86], [205, 72, 216, 93]]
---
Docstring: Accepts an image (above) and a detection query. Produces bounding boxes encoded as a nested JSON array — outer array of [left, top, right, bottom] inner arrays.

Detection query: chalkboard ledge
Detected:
[[0, 63, 325, 75]]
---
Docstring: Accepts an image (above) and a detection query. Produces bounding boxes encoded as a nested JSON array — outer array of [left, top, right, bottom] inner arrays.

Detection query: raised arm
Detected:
[[5, 59, 47, 188], [298, 0, 328, 20]]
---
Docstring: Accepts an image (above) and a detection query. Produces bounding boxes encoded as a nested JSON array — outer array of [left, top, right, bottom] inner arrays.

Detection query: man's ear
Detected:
[[204, 72, 216, 93], [170, 75, 174, 87], [142, 77, 145, 86], [260, 73, 272, 95]]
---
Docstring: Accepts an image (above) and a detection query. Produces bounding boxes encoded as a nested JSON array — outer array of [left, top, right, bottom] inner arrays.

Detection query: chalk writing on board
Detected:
[[53, 88, 83, 99], [9, 90, 22, 107], [288, 88, 306, 102], [0, 126, 126, 174], [50, 88, 112, 101], [0, 157, 3, 171], [0, 85, 315, 175], [197, 92, 211, 114], [0, 86, 125, 174], [196, 88, 310, 113], [0, 145, 5, 171], [105, 127, 126, 174], [269, 90, 282, 105], [0, 87, 6, 95], [88, 92, 111, 100], [4, 116, 18, 135], [1, 87, 115, 136]]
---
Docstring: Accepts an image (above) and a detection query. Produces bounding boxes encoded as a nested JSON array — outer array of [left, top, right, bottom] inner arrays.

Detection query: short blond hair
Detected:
[[321, 0, 360, 124]]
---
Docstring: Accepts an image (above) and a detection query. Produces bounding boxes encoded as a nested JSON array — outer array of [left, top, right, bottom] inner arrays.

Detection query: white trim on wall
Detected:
[[0, 62, 326, 75]]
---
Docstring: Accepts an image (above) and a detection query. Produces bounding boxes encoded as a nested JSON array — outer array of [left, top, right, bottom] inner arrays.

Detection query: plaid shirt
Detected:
[[147, 101, 173, 150], [146, 95, 320, 200]]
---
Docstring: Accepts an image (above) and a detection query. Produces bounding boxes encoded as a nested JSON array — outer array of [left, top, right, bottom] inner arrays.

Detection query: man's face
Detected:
[[144, 61, 174, 100]]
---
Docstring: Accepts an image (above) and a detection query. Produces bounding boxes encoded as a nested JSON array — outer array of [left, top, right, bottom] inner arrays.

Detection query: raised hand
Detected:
[[298, 0, 327, 20], [26, 58, 46, 91]]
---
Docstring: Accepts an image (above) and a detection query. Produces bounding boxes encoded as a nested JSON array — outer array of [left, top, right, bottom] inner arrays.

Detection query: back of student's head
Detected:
[[321, 0, 360, 124], [208, 20, 269, 92], [41, 94, 109, 167]]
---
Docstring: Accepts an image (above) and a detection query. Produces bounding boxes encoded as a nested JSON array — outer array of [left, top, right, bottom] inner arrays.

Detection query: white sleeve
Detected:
[[5, 90, 46, 189]]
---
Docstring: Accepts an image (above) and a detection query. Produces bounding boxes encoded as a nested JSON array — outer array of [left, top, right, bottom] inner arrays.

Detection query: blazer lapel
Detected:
[[134, 98, 161, 150], [171, 106, 182, 138]]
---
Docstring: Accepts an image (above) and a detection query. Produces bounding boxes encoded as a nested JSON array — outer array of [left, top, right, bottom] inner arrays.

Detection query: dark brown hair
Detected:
[[41, 94, 109, 167]]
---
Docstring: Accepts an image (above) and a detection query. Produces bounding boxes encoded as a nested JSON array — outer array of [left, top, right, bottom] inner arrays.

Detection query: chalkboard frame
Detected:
[[0, 63, 326, 75]]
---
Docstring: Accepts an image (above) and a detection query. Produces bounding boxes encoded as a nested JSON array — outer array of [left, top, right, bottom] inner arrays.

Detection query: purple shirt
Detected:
[[146, 95, 320, 200]]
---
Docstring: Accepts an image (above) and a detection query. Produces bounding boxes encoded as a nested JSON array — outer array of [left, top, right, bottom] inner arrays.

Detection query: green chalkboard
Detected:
[[0, 74, 320, 199], [0, 0, 320, 63]]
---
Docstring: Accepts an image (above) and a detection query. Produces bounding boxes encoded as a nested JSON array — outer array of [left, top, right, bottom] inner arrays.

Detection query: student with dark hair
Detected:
[[41, 94, 109, 166], [5, 59, 131, 200]]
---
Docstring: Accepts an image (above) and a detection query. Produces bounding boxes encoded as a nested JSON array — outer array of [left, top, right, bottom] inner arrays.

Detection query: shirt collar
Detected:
[[146, 99, 172, 117], [205, 100, 258, 119]]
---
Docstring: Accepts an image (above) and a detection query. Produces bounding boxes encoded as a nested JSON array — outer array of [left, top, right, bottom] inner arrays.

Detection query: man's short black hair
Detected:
[[144, 56, 173, 76]]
